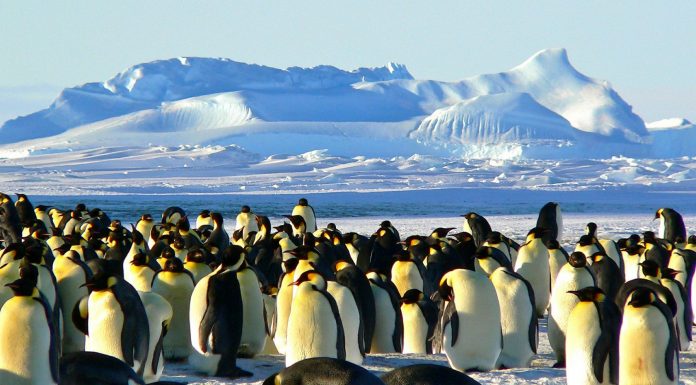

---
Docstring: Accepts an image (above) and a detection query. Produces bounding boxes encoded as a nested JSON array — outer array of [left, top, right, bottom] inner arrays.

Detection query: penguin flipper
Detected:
[[591, 325, 611, 383], [316, 286, 346, 361], [441, 300, 459, 347], [112, 281, 150, 374], [34, 295, 60, 383], [151, 321, 168, 374], [72, 295, 89, 335]]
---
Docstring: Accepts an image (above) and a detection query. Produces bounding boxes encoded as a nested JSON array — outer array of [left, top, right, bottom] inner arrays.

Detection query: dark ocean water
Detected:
[[26, 188, 696, 224]]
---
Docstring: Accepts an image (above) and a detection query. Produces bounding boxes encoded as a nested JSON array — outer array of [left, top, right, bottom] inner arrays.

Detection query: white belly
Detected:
[[286, 286, 338, 367], [619, 306, 677, 385], [151, 273, 194, 359], [391, 261, 423, 297], [54, 262, 89, 353], [327, 282, 363, 365], [86, 291, 125, 362], [401, 303, 428, 354], [237, 269, 266, 358], [273, 274, 295, 355], [369, 284, 398, 353], [514, 240, 550, 316], [491, 269, 535, 368], [549, 266, 595, 361], [0, 297, 56, 385], [138, 291, 172, 384], [566, 303, 608, 385]]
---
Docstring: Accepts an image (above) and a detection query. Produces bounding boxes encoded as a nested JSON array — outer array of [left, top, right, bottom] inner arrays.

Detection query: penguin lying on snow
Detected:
[[381, 363, 481, 385], [263, 357, 384, 385], [60, 351, 187, 385]]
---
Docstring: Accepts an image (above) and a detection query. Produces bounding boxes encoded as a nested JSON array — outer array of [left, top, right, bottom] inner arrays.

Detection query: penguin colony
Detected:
[[0, 192, 692, 385]]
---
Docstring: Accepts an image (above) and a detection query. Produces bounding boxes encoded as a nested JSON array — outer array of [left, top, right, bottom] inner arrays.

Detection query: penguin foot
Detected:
[[552, 361, 565, 368], [217, 367, 253, 379]]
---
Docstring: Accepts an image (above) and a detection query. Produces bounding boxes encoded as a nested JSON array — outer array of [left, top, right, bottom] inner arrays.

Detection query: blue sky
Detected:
[[1, 1, 694, 124]]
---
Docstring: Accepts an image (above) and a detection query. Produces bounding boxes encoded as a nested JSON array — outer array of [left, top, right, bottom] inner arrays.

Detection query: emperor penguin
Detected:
[[586, 223, 626, 277], [565, 287, 621, 385], [667, 247, 695, 289], [574, 235, 602, 264], [489, 267, 537, 368], [188, 245, 252, 378], [391, 249, 427, 297], [619, 288, 678, 385], [615, 260, 678, 318], [366, 271, 402, 353], [291, 198, 317, 233], [263, 357, 384, 385], [399, 288, 438, 354], [536, 201, 563, 243], [234, 251, 267, 359], [473, 246, 513, 277], [35, 205, 53, 234], [137, 290, 172, 383], [436, 268, 502, 372], [620, 235, 644, 281], [461, 212, 492, 247], [183, 249, 212, 284], [135, 214, 156, 245], [514, 227, 551, 316], [0, 193, 22, 244], [655, 208, 686, 244], [589, 251, 623, 301], [286, 270, 345, 367], [0, 264, 59, 385], [547, 239, 569, 290], [661, 268, 692, 351], [203, 212, 229, 257], [335, 260, 376, 353], [124, 251, 158, 292], [235, 206, 259, 241], [52, 249, 91, 353], [326, 277, 364, 365], [14, 193, 36, 230], [381, 364, 482, 385], [151, 258, 195, 360], [195, 210, 212, 230], [483, 231, 517, 266], [548, 251, 597, 367], [72, 260, 150, 376], [161, 206, 185, 226], [272, 258, 300, 355]]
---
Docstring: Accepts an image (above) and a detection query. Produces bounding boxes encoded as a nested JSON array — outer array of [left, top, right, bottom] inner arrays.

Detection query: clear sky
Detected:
[[1, 1, 694, 124]]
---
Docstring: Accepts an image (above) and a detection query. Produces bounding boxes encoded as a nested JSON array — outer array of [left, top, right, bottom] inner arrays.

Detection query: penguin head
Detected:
[[298, 198, 309, 206], [327, 223, 337, 231], [585, 222, 597, 237], [1, 242, 25, 261], [15, 193, 27, 202], [53, 243, 71, 256], [654, 208, 664, 220], [639, 260, 660, 278], [240, 205, 252, 214], [23, 244, 44, 265], [462, 212, 478, 221], [577, 235, 594, 247], [627, 288, 657, 308], [130, 226, 145, 245], [186, 249, 207, 263], [5, 264, 39, 297], [485, 231, 503, 245], [661, 268, 680, 280], [568, 286, 606, 303], [291, 270, 326, 290], [285, 245, 317, 261], [400, 288, 425, 304], [0, 193, 13, 205], [210, 212, 224, 226], [219, 245, 246, 270], [333, 260, 352, 272], [176, 217, 191, 234], [474, 246, 494, 260], [160, 246, 175, 260], [526, 227, 547, 241], [75, 203, 87, 213], [642, 231, 657, 244], [688, 235, 696, 245], [171, 236, 186, 250], [545, 239, 561, 250], [163, 257, 185, 273], [83, 260, 117, 291], [198, 210, 211, 219], [589, 252, 607, 264], [430, 227, 455, 239], [262, 285, 279, 297], [130, 252, 148, 266], [140, 213, 153, 222], [449, 231, 474, 244], [282, 257, 299, 273], [284, 215, 306, 231], [568, 252, 587, 268], [438, 276, 454, 301], [393, 249, 411, 262]]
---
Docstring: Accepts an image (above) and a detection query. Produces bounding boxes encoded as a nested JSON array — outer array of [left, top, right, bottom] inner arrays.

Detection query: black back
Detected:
[[381, 364, 481, 385]]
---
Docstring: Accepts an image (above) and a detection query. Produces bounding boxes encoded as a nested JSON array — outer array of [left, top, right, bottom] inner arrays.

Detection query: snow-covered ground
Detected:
[[152, 213, 696, 385]]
